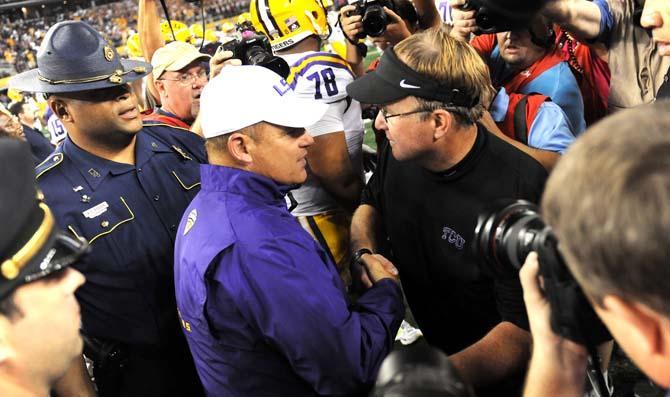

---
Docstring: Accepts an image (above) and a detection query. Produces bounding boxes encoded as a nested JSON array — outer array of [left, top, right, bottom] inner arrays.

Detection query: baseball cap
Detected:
[[151, 41, 211, 80], [0, 139, 88, 301], [200, 65, 328, 138]]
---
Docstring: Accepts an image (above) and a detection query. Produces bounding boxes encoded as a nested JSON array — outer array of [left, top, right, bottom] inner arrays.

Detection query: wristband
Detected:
[[352, 248, 373, 264]]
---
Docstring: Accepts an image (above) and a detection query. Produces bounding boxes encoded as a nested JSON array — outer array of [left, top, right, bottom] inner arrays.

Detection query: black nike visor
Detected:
[[346, 47, 478, 107]]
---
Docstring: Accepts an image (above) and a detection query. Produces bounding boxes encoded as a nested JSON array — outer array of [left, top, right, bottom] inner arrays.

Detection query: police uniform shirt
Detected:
[[36, 127, 205, 346]]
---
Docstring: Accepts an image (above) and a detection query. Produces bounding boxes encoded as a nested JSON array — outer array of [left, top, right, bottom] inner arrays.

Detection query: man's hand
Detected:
[[209, 49, 242, 80], [355, 253, 399, 288], [449, 0, 478, 41], [520, 252, 588, 397], [340, 5, 363, 42], [378, 7, 412, 45]]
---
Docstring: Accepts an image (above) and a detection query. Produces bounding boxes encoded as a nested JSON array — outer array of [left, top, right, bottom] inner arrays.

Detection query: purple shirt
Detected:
[[174, 165, 404, 396]]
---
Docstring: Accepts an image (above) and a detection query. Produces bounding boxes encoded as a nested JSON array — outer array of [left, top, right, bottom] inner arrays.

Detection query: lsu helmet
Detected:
[[250, 0, 330, 52], [160, 20, 188, 42], [126, 33, 143, 58], [7, 88, 24, 104]]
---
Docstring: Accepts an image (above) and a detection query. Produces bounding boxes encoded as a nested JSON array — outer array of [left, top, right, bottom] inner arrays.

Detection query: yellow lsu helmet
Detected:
[[160, 20, 188, 42], [126, 33, 142, 58], [250, 0, 330, 52]]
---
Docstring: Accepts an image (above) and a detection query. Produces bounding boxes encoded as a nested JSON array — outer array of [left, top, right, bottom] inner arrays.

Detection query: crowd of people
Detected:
[[0, 0, 247, 75], [0, 0, 670, 396]]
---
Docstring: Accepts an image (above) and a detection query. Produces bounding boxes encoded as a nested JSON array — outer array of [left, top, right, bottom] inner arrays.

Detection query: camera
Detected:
[[473, 200, 611, 346], [373, 345, 475, 397], [461, 0, 548, 34], [348, 0, 396, 37], [219, 25, 290, 79]]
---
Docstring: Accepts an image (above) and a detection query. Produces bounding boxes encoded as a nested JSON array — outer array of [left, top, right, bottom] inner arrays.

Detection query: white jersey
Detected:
[[280, 51, 364, 216], [436, 0, 454, 25]]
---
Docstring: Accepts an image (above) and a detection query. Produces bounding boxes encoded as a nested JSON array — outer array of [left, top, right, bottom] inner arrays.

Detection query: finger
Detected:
[[454, 18, 477, 28], [373, 254, 398, 276], [340, 4, 355, 14], [361, 261, 376, 286], [383, 7, 401, 22], [520, 252, 544, 301], [212, 50, 234, 63], [449, 0, 465, 6], [223, 59, 242, 66], [361, 272, 373, 288], [454, 10, 476, 20]]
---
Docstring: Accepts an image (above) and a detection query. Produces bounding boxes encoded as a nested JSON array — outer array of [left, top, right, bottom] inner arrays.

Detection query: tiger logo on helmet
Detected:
[[250, 0, 330, 52]]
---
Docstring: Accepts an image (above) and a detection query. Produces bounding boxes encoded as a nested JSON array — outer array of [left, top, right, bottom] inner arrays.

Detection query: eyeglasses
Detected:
[[380, 107, 432, 124], [158, 69, 208, 86]]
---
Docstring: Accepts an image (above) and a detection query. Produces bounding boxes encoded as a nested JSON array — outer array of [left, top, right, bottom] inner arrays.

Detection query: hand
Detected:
[[361, 253, 400, 284], [448, 0, 478, 41], [340, 5, 363, 42], [478, 110, 501, 136], [520, 252, 589, 396], [209, 48, 242, 80], [378, 7, 412, 45], [520, 253, 587, 356]]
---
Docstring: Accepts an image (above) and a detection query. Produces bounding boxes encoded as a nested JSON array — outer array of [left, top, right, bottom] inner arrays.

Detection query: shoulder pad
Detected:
[[286, 52, 354, 86], [35, 152, 64, 180]]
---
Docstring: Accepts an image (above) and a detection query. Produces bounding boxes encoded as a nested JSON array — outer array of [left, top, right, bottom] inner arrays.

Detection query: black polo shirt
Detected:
[[362, 124, 547, 354]]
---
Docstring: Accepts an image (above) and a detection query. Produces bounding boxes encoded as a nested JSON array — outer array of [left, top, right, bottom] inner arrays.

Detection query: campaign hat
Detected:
[[9, 21, 151, 94]]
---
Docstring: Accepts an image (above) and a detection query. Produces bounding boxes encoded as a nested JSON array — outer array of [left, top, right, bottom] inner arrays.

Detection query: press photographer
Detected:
[[339, 0, 419, 76], [518, 102, 670, 397]]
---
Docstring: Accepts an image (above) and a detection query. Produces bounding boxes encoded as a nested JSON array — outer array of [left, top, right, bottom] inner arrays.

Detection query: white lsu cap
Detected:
[[200, 65, 328, 139]]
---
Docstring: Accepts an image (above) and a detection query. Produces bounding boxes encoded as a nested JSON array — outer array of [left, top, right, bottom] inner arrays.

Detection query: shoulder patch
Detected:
[[36, 152, 64, 179]]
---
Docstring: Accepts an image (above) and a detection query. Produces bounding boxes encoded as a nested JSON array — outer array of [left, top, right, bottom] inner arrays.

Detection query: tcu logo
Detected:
[[442, 226, 465, 250]]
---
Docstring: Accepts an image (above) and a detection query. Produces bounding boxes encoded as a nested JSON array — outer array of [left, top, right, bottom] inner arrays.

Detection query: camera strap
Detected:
[[158, 0, 177, 42]]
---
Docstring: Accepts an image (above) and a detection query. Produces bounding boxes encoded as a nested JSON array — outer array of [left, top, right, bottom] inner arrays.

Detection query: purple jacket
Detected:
[[174, 165, 404, 396]]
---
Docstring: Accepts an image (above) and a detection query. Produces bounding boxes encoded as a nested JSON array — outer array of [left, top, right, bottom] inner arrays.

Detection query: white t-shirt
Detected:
[[280, 51, 364, 216]]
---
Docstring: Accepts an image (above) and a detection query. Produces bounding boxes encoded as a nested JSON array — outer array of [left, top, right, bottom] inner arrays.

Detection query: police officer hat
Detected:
[[9, 21, 151, 94], [0, 138, 88, 301]]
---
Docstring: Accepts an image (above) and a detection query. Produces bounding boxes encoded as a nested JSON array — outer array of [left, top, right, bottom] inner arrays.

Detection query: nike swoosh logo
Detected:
[[399, 79, 421, 89]]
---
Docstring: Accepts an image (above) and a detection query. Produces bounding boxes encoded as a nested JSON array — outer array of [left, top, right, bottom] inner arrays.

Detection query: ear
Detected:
[[431, 108, 453, 140], [153, 79, 167, 98], [226, 132, 254, 164], [602, 295, 670, 357], [48, 98, 72, 123]]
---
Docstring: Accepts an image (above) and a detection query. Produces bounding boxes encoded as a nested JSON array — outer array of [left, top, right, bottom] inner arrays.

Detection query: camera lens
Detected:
[[362, 5, 388, 37], [245, 45, 271, 66], [473, 200, 544, 277]]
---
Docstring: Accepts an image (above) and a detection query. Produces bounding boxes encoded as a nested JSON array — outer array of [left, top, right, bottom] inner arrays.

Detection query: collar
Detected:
[[490, 88, 510, 122], [200, 165, 293, 206], [62, 131, 172, 190]]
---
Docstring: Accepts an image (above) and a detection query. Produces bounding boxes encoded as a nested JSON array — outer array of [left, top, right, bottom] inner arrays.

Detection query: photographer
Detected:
[[542, 0, 670, 109], [450, 1, 586, 136], [347, 26, 547, 396], [520, 101, 670, 397], [340, 0, 419, 76]]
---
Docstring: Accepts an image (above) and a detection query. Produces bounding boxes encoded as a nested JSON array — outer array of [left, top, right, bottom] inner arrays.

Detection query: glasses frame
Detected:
[[157, 69, 209, 86], [380, 107, 432, 123]]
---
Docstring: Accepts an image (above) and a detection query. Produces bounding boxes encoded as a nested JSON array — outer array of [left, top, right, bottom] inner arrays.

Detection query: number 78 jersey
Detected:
[[280, 51, 357, 105]]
